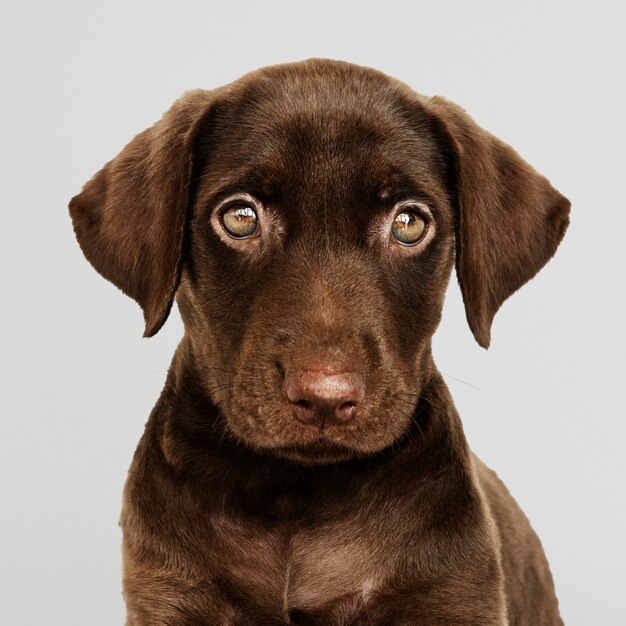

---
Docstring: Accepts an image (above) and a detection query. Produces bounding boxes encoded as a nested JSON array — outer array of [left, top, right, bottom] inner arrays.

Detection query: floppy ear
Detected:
[[427, 96, 570, 348], [69, 89, 214, 337]]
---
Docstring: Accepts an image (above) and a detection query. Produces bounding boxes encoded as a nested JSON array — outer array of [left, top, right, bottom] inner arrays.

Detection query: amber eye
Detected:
[[220, 204, 259, 239], [391, 210, 427, 245]]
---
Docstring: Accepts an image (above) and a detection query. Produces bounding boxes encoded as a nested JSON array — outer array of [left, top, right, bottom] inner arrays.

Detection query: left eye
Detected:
[[391, 210, 427, 245], [220, 205, 259, 239]]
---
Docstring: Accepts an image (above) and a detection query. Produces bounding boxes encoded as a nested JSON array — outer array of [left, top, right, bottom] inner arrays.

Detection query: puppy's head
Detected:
[[70, 60, 569, 464]]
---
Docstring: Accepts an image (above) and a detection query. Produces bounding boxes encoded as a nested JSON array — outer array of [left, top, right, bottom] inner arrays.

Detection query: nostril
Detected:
[[295, 399, 314, 411], [338, 401, 357, 413], [291, 398, 317, 425], [335, 401, 357, 423]]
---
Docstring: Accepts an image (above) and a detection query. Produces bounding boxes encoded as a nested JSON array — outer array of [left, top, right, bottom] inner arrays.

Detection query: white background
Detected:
[[2, 1, 624, 624]]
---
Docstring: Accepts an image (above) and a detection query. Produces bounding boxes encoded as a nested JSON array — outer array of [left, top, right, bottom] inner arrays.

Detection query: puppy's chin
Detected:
[[269, 439, 364, 465]]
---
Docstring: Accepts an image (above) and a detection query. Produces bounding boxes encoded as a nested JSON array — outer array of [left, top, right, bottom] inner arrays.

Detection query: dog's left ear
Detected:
[[426, 96, 570, 348], [69, 90, 214, 337]]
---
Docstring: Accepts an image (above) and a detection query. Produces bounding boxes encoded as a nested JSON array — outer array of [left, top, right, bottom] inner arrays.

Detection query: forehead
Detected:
[[195, 64, 449, 209]]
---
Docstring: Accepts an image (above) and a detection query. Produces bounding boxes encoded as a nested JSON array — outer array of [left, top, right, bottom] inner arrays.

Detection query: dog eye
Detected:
[[220, 205, 259, 239], [391, 209, 427, 245]]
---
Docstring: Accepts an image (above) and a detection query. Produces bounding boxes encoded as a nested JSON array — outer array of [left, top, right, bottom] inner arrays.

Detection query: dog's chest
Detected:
[[209, 490, 395, 619]]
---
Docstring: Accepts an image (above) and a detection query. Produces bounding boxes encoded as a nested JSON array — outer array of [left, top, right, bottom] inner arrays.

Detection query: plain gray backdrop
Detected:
[[2, 1, 625, 624]]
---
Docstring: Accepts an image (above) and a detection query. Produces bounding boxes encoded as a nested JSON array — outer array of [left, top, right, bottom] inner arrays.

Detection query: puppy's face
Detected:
[[180, 78, 455, 463], [69, 60, 569, 465]]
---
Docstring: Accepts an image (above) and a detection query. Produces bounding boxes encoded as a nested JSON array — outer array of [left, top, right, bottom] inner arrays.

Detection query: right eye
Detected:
[[220, 204, 260, 239]]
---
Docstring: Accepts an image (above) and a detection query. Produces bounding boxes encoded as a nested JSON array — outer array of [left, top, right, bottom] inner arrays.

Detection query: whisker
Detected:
[[439, 370, 486, 395], [145, 368, 167, 378]]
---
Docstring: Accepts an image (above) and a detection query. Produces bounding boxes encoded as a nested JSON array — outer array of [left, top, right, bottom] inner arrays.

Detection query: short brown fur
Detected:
[[70, 59, 569, 625]]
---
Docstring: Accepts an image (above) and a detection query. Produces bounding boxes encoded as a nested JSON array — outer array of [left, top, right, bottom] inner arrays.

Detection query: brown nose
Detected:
[[284, 367, 365, 427]]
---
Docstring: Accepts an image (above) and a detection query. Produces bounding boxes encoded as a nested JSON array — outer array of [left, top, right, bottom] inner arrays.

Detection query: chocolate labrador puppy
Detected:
[[70, 59, 569, 625]]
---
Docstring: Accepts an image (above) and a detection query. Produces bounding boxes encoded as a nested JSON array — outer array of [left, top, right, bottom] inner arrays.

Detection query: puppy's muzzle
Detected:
[[284, 366, 365, 428]]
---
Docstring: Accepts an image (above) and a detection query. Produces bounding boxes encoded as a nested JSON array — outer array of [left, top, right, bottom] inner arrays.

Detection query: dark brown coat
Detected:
[[70, 59, 569, 625]]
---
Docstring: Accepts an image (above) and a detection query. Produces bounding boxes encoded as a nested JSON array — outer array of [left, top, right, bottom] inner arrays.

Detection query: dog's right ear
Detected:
[[69, 90, 215, 337]]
